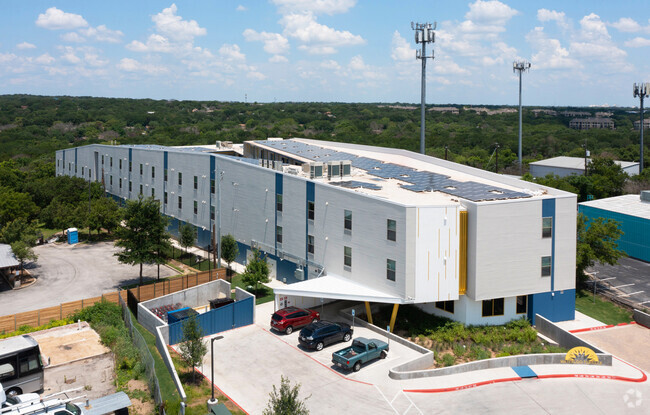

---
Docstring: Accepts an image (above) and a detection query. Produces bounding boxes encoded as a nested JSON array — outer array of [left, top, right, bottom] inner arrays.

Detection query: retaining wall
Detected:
[[633, 309, 650, 328], [535, 314, 606, 353]]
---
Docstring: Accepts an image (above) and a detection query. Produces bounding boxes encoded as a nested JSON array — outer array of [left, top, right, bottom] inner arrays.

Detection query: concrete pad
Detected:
[[554, 311, 606, 332], [30, 322, 110, 366], [576, 324, 650, 373]]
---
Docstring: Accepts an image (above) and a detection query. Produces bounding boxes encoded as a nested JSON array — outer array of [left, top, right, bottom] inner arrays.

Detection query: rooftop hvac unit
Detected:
[[328, 161, 341, 179], [285, 166, 301, 175], [341, 160, 351, 176], [273, 160, 283, 171], [295, 266, 305, 281], [641, 190, 650, 202], [303, 162, 323, 179]]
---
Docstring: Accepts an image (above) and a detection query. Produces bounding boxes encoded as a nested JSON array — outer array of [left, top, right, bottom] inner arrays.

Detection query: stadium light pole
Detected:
[[633, 82, 649, 174], [513, 60, 531, 174], [412, 22, 436, 155]]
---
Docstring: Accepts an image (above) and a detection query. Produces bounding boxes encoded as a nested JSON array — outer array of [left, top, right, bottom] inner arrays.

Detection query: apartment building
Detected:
[[56, 138, 576, 325]]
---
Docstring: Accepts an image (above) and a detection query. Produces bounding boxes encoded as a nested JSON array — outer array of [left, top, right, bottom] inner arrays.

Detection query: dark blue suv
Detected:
[[298, 321, 353, 351]]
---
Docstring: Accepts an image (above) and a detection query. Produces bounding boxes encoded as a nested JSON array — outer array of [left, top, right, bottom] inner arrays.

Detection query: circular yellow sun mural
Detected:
[[565, 346, 599, 364]]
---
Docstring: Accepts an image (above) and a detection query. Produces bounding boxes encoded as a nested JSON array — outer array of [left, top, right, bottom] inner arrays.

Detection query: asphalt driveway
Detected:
[[0, 241, 177, 315], [588, 257, 650, 308]]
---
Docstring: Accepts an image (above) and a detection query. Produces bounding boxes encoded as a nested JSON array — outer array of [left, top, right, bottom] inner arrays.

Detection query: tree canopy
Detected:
[[576, 213, 625, 282], [241, 248, 270, 295]]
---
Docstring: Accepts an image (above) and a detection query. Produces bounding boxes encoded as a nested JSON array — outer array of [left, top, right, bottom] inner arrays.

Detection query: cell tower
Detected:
[[412, 22, 436, 155], [513, 60, 531, 173], [633, 82, 649, 174]]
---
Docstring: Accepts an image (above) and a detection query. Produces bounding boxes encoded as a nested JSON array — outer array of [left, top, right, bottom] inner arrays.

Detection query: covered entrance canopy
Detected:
[[272, 274, 406, 304]]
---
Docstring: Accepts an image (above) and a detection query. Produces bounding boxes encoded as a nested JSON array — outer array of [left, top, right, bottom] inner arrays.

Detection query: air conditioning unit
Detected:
[[303, 162, 323, 179], [294, 266, 305, 281], [341, 160, 351, 176], [328, 161, 341, 179]]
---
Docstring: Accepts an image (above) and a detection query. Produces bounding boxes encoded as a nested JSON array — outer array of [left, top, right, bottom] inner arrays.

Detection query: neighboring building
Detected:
[[569, 117, 614, 130], [530, 156, 639, 178], [464, 107, 517, 115], [532, 109, 557, 117], [633, 119, 650, 131], [56, 138, 577, 325], [428, 107, 459, 114], [595, 111, 613, 118], [562, 111, 591, 117], [579, 191, 650, 262]]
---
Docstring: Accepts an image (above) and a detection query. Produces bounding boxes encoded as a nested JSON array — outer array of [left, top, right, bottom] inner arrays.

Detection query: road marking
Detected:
[[619, 291, 644, 297], [639, 300, 650, 305], [612, 283, 635, 289], [374, 384, 400, 414]]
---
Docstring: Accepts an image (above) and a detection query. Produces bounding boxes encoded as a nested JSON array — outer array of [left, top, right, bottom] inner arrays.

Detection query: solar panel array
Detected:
[[329, 180, 382, 190], [255, 140, 531, 202]]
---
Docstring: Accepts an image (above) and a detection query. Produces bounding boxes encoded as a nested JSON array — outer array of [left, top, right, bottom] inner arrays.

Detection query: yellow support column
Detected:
[[365, 301, 373, 325], [389, 304, 399, 332]]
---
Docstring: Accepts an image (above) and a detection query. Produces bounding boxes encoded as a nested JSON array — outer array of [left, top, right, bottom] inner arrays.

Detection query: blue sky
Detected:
[[1, 0, 649, 106]]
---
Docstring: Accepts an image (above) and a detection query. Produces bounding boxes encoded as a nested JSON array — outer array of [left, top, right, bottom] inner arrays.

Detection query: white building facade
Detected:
[[56, 138, 576, 325]]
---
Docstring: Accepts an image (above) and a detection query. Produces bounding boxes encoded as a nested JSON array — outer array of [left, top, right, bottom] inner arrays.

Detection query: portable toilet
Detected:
[[67, 228, 78, 244]]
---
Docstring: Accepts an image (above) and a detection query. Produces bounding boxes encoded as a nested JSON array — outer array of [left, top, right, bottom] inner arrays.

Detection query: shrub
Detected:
[[441, 353, 456, 367], [453, 343, 466, 358]]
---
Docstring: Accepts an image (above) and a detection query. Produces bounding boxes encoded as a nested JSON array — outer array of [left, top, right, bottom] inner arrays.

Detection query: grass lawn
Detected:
[[170, 351, 245, 415], [375, 305, 565, 367], [230, 273, 274, 304], [575, 288, 633, 325]]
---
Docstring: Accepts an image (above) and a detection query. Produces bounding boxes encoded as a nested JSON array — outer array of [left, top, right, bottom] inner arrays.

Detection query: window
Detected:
[[88, 169, 91, 178], [178, 196, 182, 210], [436, 300, 454, 313], [152, 166, 155, 178], [164, 192, 168, 205], [109, 176, 113, 186], [194, 175, 198, 190], [164, 169, 168, 182], [542, 217, 552, 238], [516, 296, 527, 314], [139, 164, 143, 175], [276, 194, 283, 212], [129, 161, 132, 172], [129, 181, 132, 192], [81, 167, 85, 176], [0, 357, 16, 381], [482, 298, 505, 317], [387, 219, 396, 241], [101, 155, 104, 165], [344, 210, 352, 231], [211, 206, 215, 221], [110, 157, 113, 167], [541, 256, 552, 277], [386, 259, 396, 281], [151, 187, 155, 197], [276, 226, 283, 244], [308, 201, 315, 220], [19, 353, 40, 376], [119, 178, 122, 189], [75, 165, 77, 174], [139, 185, 143, 195], [193, 200, 198, 215], [308, 235, 314, 254], [344, 246, 352, 267], [211, 179, 215, 193], [119, 159, 122, 170], [178, 172, 182, 186]]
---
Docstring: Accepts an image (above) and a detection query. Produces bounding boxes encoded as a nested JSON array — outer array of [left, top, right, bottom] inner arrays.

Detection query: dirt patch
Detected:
[[126, 379, 155, 415], [43, 353, 116, 400]]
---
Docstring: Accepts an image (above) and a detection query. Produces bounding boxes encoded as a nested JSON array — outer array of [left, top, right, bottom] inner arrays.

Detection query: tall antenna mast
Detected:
[[633, 82, 649, 174], [513, 60, 531, 174], [412, 21, 436, 155]]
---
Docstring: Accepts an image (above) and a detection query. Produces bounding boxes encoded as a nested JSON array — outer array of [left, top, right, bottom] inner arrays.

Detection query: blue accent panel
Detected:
[[234, 241, 301, 284], [542, 199, 556, 291], [275, 173, 283, 194], [233, 297, 254, 327], [74, 148, 77, 165], [579, 205, 650, 262], [306, 182, 315, 201], [164, 151, 168, 170], [529, 289, 575, 324], [305, 182, 315, 278], [512, 366, 537, 378], [197, 227, 211, 249], [169, 300, 255, 344], [128, 148, 132, 163], [275, 173, 283, 253]]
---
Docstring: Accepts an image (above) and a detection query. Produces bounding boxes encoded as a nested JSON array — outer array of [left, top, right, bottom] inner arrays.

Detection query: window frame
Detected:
[[276, 194, 283, 212], [164, 191, 168, 205], [344, 246, 352, 267], [151, 166, 155, 179], [541, 256, 552, 277], [387, 219, 396, 241], [516, 295, 527, 314], [307, 235, 314, 254], [386, 258, 396, 281], [193, 200, 198, 215], [308, 201, 315, 220], [178, 196, 182, 210], [178, 172, 182, 186], [435, 300, 455, 314], [194, 175, 198, 190], [276, 226, 283, 244], [482, 298, 505, 317], [344, 210, 352, 231], [542, 217, 553, 238]]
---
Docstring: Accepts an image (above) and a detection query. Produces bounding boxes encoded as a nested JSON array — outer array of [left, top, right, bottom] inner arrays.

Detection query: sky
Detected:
[[0, 0, 649, 106]]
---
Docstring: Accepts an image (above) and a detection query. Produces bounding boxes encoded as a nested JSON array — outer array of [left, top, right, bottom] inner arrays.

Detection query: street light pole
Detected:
[[208, 335, 224, 409], [633, 82, 649, 174]]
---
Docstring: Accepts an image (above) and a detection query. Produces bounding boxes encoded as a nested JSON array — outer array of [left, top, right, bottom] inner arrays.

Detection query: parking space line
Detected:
[[639, 300, 650, 305], [619, 291, 644, 297], [612, 283, 635, 289], [373, 385, 399, 414]]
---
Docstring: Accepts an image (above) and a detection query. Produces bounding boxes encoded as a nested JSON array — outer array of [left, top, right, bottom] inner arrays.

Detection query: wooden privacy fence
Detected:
[[0, 268, 226, 334]]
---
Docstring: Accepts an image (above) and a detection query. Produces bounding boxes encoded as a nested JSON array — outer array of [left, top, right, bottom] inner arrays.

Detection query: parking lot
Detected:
[[589, 257, 650, 308], [0, 241, 176, 315]]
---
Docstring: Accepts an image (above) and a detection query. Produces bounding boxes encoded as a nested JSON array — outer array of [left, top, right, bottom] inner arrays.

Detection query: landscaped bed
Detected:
[[375, 305, 566, 367]]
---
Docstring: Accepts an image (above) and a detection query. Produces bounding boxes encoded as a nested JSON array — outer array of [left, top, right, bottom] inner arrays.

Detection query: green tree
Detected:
[[263, 376, 310, 415], [576, 213, 625, 283], [10, 240, 38, 277], [86, 197, 121, 236], [0, 219, 39, 245], [0, 187, 39, 225], [179, 223, 196, 258], [586, 157, 627, 199], [178, 315, 207, 383], [220, 234, 238, 275], [114, 196, 171, 285], [40, 199, 76, 235], [241, 248, 270, 295]]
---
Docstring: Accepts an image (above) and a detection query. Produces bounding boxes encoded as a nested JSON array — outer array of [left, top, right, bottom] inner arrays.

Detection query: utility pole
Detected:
[[495, 143, 500, 173], [412, 22, 436, 155], [582, 140, 589, 176], [444, 145, 448, 160], [217, 170, 223, 269], [633, 82, 649, 174], [513, 60, 531, 174]]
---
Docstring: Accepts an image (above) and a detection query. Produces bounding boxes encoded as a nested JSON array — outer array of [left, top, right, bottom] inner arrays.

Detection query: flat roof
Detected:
[[250, 139, 561, 205], [530, 156, 638, 170], [579, 194, 650, 220], [0, 244, 19, 269]]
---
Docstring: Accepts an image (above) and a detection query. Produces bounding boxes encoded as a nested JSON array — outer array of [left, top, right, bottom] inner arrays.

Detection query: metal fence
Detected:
[[119, 293, 167, 415]]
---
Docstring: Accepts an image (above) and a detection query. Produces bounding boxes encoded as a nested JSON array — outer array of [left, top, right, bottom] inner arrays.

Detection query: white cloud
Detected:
[[80, 25, 124, 43], [236, 5, 247, 11], [117, 57, 168, 74], [465, 0, 518, 26], [527, 27, 580, 69], [624, 37, 650, 48], [0, 53, 17, 63], [36, 7, 88, 30], [127, 34, 174, 53], [61, 32, 86, 43], [433, 59, 470, 75], [60, 47, 81, 64], [243, 29, 290, 56], [280, 12, 364, 54], [16, 42, 36, 50], [83, 53, 108, 67], [269, 55, 288, 63], [272, 0, 356, 15], [34, 53, 55, 64], [610, 17, 647, 33], [152, 4, 206, 42], [320, 59, 341, 70], [537, 9, 568, 29], [390, 31, 414, 61], [569, 14, 628, 68], [219, 44, 246, 62], [247, 71, 267, 80]]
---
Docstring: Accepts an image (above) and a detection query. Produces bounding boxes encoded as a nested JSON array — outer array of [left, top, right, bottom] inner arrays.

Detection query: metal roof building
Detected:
[[530, 156, 640, 178], [579, 192, 650, 262], [0, 244, 19, 270]]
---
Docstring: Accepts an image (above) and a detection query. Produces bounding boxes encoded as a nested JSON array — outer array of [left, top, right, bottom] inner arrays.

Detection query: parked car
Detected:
[[331, 337, 388, 372], [298, 321, 353, 351], [270, 307, 320, 334]]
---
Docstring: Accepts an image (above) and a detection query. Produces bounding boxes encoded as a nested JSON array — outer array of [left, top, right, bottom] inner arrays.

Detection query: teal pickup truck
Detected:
[[331, 337, 388, 372]]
